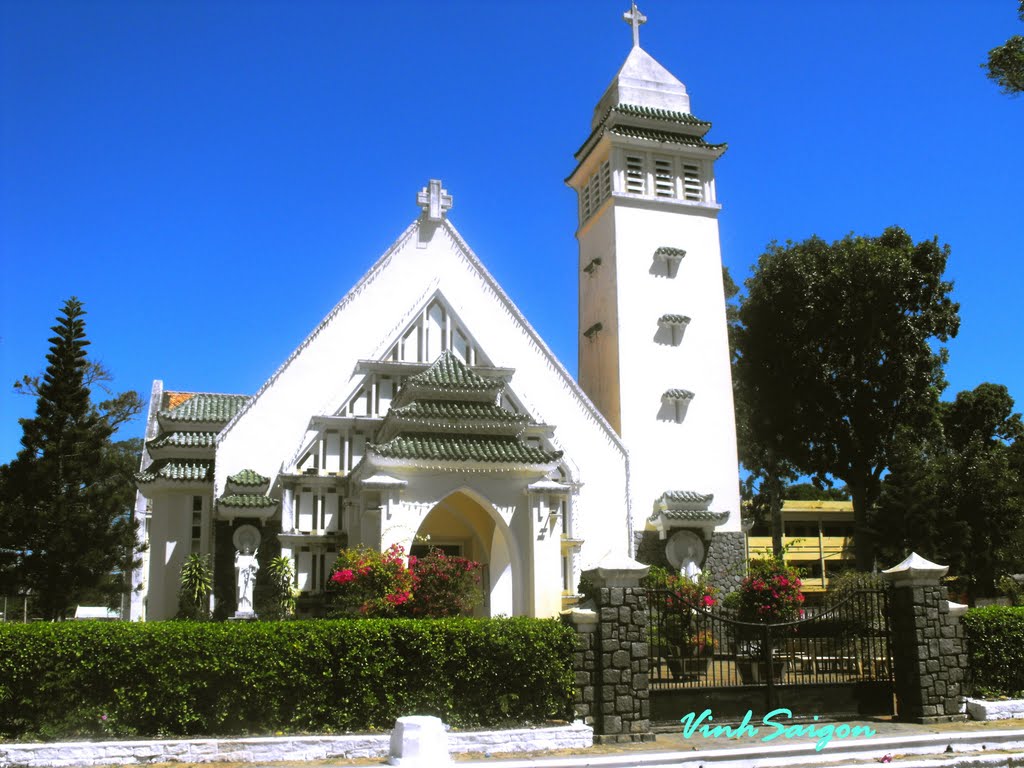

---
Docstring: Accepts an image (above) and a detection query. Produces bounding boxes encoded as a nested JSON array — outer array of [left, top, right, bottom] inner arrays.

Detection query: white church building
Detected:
[[133, 7, 742, 621]]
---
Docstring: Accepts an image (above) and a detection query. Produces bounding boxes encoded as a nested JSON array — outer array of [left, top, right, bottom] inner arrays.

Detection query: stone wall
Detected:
[[889, 583, 968, 722], [705, 531, 746, 593], [564, 585, 654, 745], [0, 724, 595, 767], [634, 529, 745, 594]]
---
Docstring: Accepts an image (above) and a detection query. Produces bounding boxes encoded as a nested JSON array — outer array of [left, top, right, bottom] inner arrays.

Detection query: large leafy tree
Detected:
[[734, 227, 959, 570], [877, 384, 1024, 599], [984, 1, 1024, 96], [0, 298, 142, 619]]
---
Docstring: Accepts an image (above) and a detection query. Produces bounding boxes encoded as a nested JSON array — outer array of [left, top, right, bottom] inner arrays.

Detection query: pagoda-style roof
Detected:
[[376, 399, 529, 443], [662, 389, 695, 402], [608, 124, 726, 152], [609, 104, 710, 128], [657, 314, 691, 327], [358, 351, 562, 474], [391, 351, 502, 407], [227, 469, 270, 487], [137, 460, 212, 485], [370, 434, 562, 465], [218, 493, 278, 509], [650, 490, 728, 537], [158, 393, 249, 425], [146, 431, 216, 451]]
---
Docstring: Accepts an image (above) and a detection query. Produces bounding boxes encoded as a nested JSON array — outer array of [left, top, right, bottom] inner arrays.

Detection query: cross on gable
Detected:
[[623, 2, 646, 48], [417, 179, 453, 222]]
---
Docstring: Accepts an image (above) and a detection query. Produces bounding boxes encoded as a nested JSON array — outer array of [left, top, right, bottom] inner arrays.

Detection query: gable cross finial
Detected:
[[417, 179, 453, 222], [623, 2, 646, 48]]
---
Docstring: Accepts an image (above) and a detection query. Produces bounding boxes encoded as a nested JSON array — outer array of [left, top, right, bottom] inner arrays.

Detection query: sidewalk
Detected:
[[4, 718, 1024, 768]]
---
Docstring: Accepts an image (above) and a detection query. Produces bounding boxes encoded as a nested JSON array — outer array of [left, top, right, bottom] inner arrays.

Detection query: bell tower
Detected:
[[566, 5, 742, 565]]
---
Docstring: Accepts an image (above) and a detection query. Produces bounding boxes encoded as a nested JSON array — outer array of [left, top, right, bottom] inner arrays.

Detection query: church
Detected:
[[132, 6, 742, 621]]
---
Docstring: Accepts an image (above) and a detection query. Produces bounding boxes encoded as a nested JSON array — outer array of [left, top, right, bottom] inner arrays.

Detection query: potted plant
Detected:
[[643, 566, 717, 679]]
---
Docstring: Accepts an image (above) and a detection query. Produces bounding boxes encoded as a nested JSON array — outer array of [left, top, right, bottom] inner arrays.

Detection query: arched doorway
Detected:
[[411, 491, 520, 617]]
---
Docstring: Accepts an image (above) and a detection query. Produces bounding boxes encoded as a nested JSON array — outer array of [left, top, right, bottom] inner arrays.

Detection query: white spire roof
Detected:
[[592, 45, 691, 130]]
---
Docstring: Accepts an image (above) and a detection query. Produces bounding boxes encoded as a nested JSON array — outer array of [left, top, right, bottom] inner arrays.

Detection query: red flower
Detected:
[[331, 568, 355, 585]]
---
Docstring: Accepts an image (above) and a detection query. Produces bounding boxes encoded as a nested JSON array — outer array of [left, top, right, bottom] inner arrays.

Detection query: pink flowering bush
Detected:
[[325, 544, 484, 619], [325, 544, 414, 617], [642, 566, 718, 654], [405, 549, 483, 618], [736, 556, 805, 624]]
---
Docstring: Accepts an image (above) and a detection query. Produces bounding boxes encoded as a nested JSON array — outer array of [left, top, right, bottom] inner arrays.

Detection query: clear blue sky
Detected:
[[2, 1, 1022, 463]]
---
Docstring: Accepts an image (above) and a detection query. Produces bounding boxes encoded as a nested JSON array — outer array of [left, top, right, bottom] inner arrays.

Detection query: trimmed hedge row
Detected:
[[962, 606, 1024, 698], [0, 618, 576, 740]]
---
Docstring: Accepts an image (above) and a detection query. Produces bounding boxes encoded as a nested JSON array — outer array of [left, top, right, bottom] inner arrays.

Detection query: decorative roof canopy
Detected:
[[158, 393, 249, 425], [227, 469, 270, 487], [649, 491, 727, 539], [146, 431, 216, 451], [137, 460, 212, 485], [662, 389, 694, 402], [391, 350, 502, 408], [370, 434, 561, 465], [359, 351, 562, 475]]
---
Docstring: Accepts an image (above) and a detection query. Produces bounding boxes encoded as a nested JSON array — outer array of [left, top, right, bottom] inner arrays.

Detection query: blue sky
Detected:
[[1, 1, 1022, 462]]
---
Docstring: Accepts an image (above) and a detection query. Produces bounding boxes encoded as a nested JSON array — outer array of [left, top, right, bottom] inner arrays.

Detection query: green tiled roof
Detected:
[[137, 460, 212, 484], [660, 491, 714, 505], [658, 314, 691, 326], [663, 389, 695, 401], [612, 104, 710, 127], [390, 400, 528, 424], [609, 124, 727, 151], [371, 434, 562, 464], [159, 393, 249, 424], [403, 351, 501, 392], [228, 469, 270, 486], [654, 509, 730, 523], [219, 493, 279, 509], [655, 247, 686, 259], [146, 431, 216, 450]]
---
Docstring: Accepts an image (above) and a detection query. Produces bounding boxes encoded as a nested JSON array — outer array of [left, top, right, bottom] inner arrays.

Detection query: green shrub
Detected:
[[0, 618, 575, 740], [962, 606, 1024, 698]]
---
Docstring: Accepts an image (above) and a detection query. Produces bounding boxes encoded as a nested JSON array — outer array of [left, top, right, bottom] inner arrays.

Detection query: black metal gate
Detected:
[[646, 587, 894, 721]]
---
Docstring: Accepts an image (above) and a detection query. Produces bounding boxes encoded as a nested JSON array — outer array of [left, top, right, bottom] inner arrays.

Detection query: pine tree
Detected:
[[0, 298, 140, 619]]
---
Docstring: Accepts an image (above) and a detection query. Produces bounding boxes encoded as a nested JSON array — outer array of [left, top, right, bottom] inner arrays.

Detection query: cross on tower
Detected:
[[623, 2, 646, 48], [416, 179, 453, 222]]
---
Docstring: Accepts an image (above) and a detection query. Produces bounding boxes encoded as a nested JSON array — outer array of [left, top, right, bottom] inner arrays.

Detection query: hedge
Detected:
[[962, 606, 1024, 698], [0, 618, 576, 740]]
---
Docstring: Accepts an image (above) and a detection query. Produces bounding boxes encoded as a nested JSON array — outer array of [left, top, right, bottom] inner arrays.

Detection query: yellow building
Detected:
[[746, 500, 855, 591]]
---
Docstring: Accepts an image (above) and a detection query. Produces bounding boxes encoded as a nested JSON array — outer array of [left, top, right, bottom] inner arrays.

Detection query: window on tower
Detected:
[[625, 155, 645, 194], [579, 160, 612, 223], [683, 163, 703, 201]]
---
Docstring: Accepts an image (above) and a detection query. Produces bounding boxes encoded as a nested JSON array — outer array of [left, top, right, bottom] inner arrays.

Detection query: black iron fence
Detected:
[[646, 587, 894, 697]]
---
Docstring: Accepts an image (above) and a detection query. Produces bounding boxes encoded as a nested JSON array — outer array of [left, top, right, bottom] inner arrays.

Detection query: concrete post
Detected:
[[571, 555, 655, 744], [881, 553, 968, 723]]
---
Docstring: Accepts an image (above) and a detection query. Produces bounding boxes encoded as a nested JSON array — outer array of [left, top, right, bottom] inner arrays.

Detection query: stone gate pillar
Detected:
[[564, 555, 655, 744], [881, 553, 968, 723]]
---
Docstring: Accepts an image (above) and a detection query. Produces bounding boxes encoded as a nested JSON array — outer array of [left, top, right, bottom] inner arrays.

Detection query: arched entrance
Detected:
[[411, 491, 520, 617]]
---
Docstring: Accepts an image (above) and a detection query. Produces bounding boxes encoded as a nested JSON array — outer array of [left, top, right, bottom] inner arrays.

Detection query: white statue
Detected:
[[683, 556, 703, 583], [666, 530, 705, 583], [235, 546, 259, 616]]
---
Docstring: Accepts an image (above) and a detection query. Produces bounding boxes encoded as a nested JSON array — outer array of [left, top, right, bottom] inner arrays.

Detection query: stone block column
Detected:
[[881, 553, 969, 723], [569, 556, 655, 744]]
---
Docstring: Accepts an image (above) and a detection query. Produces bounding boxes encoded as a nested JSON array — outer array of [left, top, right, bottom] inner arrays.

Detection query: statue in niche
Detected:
[[235, 546, 259, 615], [666, 530, 705, 584], [232, 524, 262, 618]]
